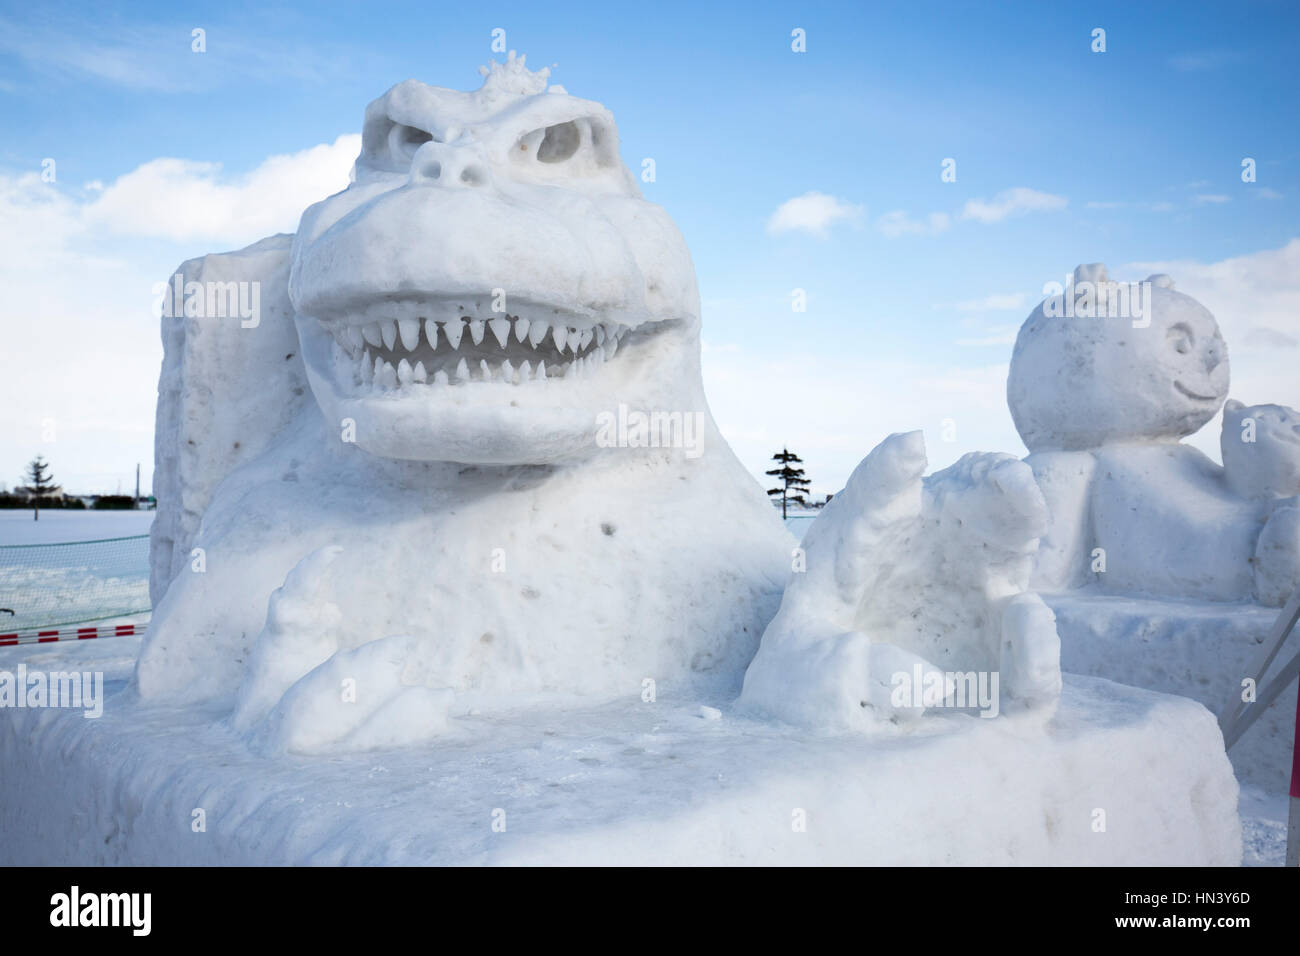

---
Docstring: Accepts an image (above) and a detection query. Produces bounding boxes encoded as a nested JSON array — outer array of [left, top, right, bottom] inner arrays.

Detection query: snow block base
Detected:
[[0, 647, 1239, 865], [1048, 591, 1296, 793]]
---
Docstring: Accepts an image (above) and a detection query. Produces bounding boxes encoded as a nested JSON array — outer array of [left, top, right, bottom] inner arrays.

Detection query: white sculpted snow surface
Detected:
[[1007, 264, 1298, 789], [1009, 264, 1300, 606], [740, 431, 1062, 730], [0, 59, 1251, 865], [141, 54, 790, 752]]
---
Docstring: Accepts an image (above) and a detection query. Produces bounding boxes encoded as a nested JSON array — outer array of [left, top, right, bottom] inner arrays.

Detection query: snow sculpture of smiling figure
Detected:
[[1009, 264, 1299, 606], [137, 55, 790, 753]]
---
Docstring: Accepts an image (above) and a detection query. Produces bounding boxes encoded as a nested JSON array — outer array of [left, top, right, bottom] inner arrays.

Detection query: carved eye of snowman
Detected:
[[1166, 322, 1194, 355]]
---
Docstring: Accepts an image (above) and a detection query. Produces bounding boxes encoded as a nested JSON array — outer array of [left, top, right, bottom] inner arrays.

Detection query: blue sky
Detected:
[[1, 0, 1297, 497]]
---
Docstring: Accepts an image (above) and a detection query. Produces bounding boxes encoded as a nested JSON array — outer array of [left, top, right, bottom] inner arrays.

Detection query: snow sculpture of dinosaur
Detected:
[[139, 54, 791, 752]]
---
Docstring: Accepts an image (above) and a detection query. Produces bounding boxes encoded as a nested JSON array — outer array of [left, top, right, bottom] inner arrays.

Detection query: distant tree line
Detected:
[[3, 456, 153, 517]]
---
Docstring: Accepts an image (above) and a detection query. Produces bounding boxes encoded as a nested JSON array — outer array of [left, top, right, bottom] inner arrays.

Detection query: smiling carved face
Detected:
[[288, 54, 701, 464], [1007, 266, 1230, 452]]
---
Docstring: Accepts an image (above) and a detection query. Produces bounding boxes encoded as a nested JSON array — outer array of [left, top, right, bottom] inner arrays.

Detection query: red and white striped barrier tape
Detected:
[[0, 622, 147, 647]]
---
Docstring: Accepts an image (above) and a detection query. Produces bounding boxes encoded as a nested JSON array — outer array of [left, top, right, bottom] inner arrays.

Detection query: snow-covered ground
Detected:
[[0, 510, 154, 546], [1, 629, 1279, 865], [0, 627, 1242, 866], [0, 511, 153, 630]]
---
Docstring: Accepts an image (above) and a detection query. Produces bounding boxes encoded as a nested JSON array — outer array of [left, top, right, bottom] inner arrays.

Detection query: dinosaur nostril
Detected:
[[412, 158, 442, 182], [459, 165, 485, 186]]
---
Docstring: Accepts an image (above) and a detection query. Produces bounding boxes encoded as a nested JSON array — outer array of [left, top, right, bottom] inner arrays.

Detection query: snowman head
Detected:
[[1007, 265, 1229, 452]]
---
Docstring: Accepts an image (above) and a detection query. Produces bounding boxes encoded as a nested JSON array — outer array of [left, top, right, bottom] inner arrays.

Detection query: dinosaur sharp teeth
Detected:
[[344, 305, 630, 395], [398, 317, 420, 351], [442, 319, 463, 350]]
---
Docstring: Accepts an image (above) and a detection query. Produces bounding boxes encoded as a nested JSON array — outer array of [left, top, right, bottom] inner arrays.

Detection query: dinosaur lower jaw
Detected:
[[316, 302, 633, 394]]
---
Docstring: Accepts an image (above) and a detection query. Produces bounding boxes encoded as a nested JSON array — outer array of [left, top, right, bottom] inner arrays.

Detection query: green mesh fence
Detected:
[[0, 535, 151, 631]]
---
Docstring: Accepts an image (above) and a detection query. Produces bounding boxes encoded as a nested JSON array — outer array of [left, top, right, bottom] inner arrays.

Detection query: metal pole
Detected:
[[1288, 680, 1299, 867], [1223, 647, 1300, 751], [1219, 587, 1300, 740]]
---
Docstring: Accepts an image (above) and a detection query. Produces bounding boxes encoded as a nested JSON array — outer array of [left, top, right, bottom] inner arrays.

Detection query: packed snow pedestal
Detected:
[[1047, 593, 1294, 792], [0, 636, 1242, 865], [138, 53, 791, 752], [1008, 264, 1300, 788]]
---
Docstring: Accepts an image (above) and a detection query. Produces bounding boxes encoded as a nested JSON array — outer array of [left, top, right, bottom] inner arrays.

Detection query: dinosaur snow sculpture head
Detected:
[[290, 52, 699, 463], [1007, 265, 1229, 452]]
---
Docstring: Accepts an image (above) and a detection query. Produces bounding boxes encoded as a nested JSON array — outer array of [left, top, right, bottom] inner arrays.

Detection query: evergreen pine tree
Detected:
[[765, 447, 811, 519], [20, 455, 60, 521]]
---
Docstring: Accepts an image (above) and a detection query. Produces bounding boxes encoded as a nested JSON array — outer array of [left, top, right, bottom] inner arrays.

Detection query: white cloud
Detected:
[[876, 210, 950, 238], [766, 191, 863, 237], [703, 341, 1020, 495], [1193, 194, 1231, 204], [960, 187, 1067, 224], [952, 292, 1027, 312], [1126, 238, 1300, 458], [954, 326, 1020, 347], [1254, 187, 1283, 200], [707, 240, 1300, 492], [0, 136, 358, 492], [83, 136, 358, 243]]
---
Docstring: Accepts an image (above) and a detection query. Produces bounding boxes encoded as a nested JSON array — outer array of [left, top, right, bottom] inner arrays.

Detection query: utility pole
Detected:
[[135, 463, 141, 509]]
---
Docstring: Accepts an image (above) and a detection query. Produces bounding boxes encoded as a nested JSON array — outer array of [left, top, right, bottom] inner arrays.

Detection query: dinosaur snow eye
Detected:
[[388, 124, 433, 163], [512, 117, 614, 172], [536, 121, 581, 163]]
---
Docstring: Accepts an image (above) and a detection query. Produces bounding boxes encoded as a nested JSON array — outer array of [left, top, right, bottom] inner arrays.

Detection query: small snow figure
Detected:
[[740, 430, 1062, 732]]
